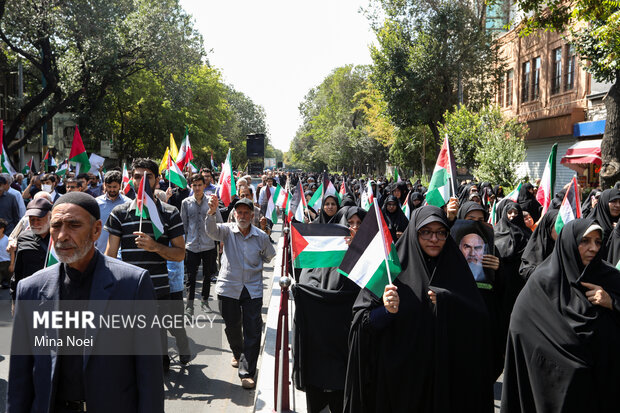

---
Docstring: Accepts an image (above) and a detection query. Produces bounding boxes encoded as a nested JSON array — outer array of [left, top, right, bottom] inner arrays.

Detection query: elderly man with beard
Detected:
[[459, 232, 487, 281], [7, 192, 164, 413], [206, 195, 276, 389], [10, 197, 53, 301]]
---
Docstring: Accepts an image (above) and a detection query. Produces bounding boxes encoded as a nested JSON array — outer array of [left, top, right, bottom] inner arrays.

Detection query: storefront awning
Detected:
[[560, 139, 602, 174]]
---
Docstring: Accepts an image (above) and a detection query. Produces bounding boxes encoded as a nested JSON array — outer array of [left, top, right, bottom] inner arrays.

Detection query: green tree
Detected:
[[368, 0, 503, 151], [511, 0, 620, 187], [439, 105, 528, 185], [388, 126, 435, 177], [0, 0, 204, 153]]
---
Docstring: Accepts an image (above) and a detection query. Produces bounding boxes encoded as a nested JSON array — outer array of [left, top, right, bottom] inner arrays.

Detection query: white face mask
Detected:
[[42, 184, 53, 193]]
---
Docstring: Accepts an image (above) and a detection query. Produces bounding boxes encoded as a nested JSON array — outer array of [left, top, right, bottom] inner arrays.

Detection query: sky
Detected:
[[179, 0, 377, 152]]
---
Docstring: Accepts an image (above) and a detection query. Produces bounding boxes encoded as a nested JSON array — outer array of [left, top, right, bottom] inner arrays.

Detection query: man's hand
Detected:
[[446, 197, 459, 221], [133, 232, 160, 253], [208, 195, 219, 215], [165, 187, 173, 201]]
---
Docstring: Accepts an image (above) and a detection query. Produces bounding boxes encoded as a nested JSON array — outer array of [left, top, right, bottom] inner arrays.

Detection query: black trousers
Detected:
[[159, 292, 190, 357], [218, 287, 263, 378], [305, 385, 344, 413], [185, 249, 216, 301]]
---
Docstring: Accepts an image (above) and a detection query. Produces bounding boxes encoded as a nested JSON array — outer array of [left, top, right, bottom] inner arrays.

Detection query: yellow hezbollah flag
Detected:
[[159, 147, 170, 173], [169, 133, 179, 160]]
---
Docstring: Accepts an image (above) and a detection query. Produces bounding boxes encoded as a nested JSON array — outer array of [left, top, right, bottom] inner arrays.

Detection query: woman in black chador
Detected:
[[502, 219, 620, 412], [343, 206, 493, 413]]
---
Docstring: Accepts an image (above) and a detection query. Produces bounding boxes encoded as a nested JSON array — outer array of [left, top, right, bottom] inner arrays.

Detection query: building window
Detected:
[[522, 61, 530, 103], [498, 73, 504, 107], [565, 44, 576, 90], [506, 69, 513, 107], [532, 57, 541, 100], [552, 47, 562, 94]]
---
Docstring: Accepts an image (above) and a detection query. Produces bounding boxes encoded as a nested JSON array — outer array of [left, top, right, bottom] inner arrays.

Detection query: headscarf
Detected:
[[501, 219, 620, 412], [344, 206, 493, 413], [586, 188, 620, 247], [517, 183, 542, 222], [381, 195, 409, 241], [313, 194, 344, 224], [493, 185, 504, 199], [458, 183, 478, 206], [581, 189, 601, 218], [408, 192, 424, 210], [518, 208, 559, 281], [457, 201, 488, 221], [395, 181, 408, 205], [494, 201, 531, 262]]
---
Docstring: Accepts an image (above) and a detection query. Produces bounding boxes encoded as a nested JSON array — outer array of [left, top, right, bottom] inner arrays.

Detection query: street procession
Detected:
[[1, 0, 620, 412]]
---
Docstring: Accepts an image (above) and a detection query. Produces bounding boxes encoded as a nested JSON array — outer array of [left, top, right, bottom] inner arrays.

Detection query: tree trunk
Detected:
[[599, 72, 620, 189]]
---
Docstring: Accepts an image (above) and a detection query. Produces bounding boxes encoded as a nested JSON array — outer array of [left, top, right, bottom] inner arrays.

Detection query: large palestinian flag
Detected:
[[290, 223, 350, 268], [338, 202, 401, 298], [426, 135, 457, 208], [135, 175, 164, 239]]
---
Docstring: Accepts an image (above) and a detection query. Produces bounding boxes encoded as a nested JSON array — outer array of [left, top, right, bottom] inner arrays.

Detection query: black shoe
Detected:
[[179, 354, 191, 365], [210, 276, 218, 283]]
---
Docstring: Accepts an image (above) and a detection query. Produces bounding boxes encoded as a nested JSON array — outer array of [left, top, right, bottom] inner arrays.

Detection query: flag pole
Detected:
[[446, 134, 457, 198], [375, 202, 393, 285]]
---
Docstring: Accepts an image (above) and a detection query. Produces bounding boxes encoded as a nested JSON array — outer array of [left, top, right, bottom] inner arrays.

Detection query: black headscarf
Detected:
[[458, 183, 478, 205], [519, 208, 559, 281], [408, 191, 424, 210], [381, 195, 409, 241], [313, 194, 344, 224], [457, 201, 488, 221], [395, 181, 408, 205], [586, 188, 620, 248], [343, 206, 493, 413], [494, 201, 531, 261], [493, 185, 504, 199], [517, 183, 542, 222], [581, 189, 601, 218], [501, 219, 620, 412], [342, 206, 367, 223]]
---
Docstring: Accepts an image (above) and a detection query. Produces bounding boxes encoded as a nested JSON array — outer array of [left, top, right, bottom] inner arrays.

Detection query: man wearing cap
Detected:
[[7, 192, 164, 413], [9, 197, 53, 301], [206, 195, 276, 389]]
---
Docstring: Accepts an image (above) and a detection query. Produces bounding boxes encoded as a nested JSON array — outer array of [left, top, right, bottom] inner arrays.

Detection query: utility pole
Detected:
[[17, 61, 24, 170]]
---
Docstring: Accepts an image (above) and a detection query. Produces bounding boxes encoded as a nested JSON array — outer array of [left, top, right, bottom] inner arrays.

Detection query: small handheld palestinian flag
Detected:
[[164, 153, 188, 188], [338, 201, 401, 298], [210, 151, 217, 172], [43, 150, 56, 171], [504, 183, 522, 202], [290, 222, 350, 268], [121, 163, 132, 195], [265, 184, 278, 224], [135, 176, 164, 239], [0, 120, 17, 175], [69, 126, 91, 174], [537, 143, 558, 218], [339, 181, 347, 199], [402, 191, 411, 220], [360, 180, 374, 211], [393, 167, 401, 183], [308, 182, 324, 211], [488, 199, 498, 226], [426, 134, 457, 208], [554, 177, 581, 234], [22, 157, 34, 174], [45, 238, 59, 267], [56, 159, 69, 176], [291, 180, 309, 222]]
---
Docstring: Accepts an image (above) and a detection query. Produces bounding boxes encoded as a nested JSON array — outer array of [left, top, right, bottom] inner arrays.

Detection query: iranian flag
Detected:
[[45, 238, 59, 267], [22, 157, 34, 174], [43, 150, 56, 171], [135, 175, 164, 239], [505, 182, 522, 202], [402, 191, 411, 220], [554, 177, 581, 234], [536, 143, 558, 217], [338, 202, 402, 298], [488, 199, 498, 226], [69, 126, 91, 174], [360, 180, 374, 211], [121, 163, 132, 195], [291, 222, 350, 268], [164, 153, 188, 188], [274, 184, 288, 209], [0, 121, 17, 175], [219, 149, 236, 206], [176, 127, 194, 170], [56, 159, 69, 176], [426, 135, 457, 208]]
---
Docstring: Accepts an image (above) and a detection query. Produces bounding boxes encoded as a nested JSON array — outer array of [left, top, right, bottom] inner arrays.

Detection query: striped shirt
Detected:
[[104, 198, 185, 298]]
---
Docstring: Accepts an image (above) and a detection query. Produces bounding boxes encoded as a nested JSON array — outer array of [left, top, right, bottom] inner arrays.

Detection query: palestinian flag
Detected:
[[291, 222, 350, 268], [274, 184, 288, 209], [284, 190, 293, 219], [22, 157, 34, 174], [265, 183, 278, 224], [402, 191, 411, 220], [322, 173, 340, 203], [338, 202, 401, 298], [175, 127, 194, 170], [339, 181, 347, 199], [164, 153, 188, 188], [0, 121, 17, 175], [426, 135, 457, 208], [308, 182, 324, 211], [219, 149, 236, 206], [555, 176, 581, 234], [210, 151, 217, 171], [360, 180, 374, 211], [42, 150, 56, 171], [505, 182, 522, 202], [135, 175, 164, 239], [69, 126, 90, 174], [536, 143, 558, 217], [56, 159, 69, 176], [488, 200, 498, 226], [188, 160, 198, 173], [45, 238, 59, 267], [394, 167, 401, 182], [122, 163, 132, 195], [291, 180, 307, 222]]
